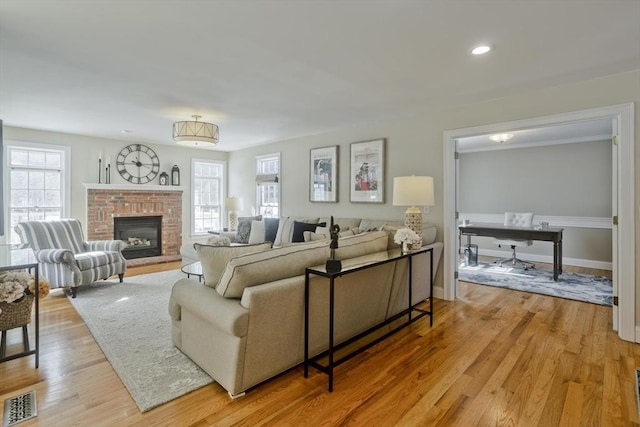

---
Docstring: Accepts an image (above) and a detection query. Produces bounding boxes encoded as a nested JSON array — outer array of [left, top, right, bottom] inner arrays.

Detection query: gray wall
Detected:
[[227, 69, 639, 298], [459, 140, 613, 263]]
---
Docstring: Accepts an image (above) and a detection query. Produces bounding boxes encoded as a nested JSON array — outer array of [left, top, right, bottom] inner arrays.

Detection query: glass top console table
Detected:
[[304, 246, 434, 392]]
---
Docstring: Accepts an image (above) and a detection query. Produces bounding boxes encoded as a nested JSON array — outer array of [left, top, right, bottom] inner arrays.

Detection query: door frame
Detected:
[[443, 103, 635, 342]]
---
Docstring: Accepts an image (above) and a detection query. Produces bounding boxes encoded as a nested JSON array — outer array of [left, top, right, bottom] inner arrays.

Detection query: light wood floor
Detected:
[[1, 261, 637, 426]]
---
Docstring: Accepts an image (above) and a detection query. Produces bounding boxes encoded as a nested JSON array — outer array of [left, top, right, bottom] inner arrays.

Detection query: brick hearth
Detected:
[[84, 184, 183, 258]]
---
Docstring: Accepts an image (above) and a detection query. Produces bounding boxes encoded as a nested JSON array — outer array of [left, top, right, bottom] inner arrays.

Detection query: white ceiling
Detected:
[[0, 1, 638, 152]]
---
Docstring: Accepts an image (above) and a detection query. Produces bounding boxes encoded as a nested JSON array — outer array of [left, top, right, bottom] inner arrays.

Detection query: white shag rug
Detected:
[[69, 269, 213, 412]]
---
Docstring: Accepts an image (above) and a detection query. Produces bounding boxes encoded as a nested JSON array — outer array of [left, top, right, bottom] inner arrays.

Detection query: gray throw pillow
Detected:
[[236, 215, 262, 244]]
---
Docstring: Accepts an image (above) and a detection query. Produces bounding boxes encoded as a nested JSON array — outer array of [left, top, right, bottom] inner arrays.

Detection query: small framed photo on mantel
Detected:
[[309, 145, 338, 202], [350, 138, 385, 203]]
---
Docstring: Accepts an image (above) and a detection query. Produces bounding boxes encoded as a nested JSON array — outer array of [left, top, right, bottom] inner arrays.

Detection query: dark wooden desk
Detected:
[[459, 223, 564, 280]]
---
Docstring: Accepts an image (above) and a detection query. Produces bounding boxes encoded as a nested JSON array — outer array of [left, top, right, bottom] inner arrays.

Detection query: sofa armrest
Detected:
[[86, 240, 126, 252], [170, 278, 249, 337], [34, 248, 76, 265]]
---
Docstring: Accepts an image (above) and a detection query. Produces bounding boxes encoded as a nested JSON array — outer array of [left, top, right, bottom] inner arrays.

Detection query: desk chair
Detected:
[[494, 212, 535, 270]]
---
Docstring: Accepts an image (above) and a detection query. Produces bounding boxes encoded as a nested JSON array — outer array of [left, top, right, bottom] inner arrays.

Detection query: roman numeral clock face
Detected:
[[116, 144, 160, 184]]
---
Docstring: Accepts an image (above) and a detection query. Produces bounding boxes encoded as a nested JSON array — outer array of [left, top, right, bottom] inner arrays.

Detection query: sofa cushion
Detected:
[[194, 242, 272, 289], [303, 229, 355, 242], [333, 231, 389, 260], [216, 240, 328, 298], [75, 251, 122, 270], [236, 215, 262, 244]]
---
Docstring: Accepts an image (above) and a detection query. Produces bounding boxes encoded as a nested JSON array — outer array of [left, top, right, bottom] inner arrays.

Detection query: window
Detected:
[[256, 153, 280, 218], [6, 143, 70, 243], [192, 159, 225, 234]]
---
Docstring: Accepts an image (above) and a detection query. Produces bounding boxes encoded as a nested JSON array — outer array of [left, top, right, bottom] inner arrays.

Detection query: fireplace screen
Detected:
[[113, 216, 162, 259]]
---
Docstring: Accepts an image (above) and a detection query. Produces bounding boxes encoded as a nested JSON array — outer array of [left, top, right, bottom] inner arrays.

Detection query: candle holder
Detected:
[[98, 159, 102, 183]]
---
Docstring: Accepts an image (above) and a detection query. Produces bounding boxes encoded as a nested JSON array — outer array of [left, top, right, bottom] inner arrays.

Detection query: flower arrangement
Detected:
[[0, 271, 50, 314], [393, 228, 421, 246]]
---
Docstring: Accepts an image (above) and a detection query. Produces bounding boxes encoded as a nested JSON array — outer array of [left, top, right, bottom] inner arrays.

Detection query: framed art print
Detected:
[[350, 138, 385, 203], [309, 145, 338, 202]]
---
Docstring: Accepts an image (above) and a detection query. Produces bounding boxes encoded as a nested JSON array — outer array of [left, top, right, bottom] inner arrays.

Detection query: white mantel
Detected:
[[83, 183, 185, 191]]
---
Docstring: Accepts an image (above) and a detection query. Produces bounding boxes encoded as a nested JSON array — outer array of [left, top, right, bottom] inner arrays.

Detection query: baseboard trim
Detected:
[[473, 248, 612, 271]]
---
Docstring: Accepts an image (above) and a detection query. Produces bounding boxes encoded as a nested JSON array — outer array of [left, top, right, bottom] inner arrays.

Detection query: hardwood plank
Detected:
[[1, 262, 638, 427]]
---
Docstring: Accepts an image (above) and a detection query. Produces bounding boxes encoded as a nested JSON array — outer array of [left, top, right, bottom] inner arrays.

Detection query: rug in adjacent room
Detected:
[[69, 269, 213, 412], [458, 262, 612, 306]]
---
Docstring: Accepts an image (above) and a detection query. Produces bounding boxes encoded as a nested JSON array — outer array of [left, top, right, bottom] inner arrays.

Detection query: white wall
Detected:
[[228, 69, 639, 300], [2, 127, 228, 242]]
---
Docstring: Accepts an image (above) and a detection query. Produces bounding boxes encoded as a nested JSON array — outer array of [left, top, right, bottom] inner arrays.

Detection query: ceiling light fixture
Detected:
[[471, 45, 491, 55], [489, 133, 514, 143], [173, 115, 219, 147]]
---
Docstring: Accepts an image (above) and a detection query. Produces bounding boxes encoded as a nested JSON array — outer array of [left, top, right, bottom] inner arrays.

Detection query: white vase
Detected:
[[402, 242, 409, 253]]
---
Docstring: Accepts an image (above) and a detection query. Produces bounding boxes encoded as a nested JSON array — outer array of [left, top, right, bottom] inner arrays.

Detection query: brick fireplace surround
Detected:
[[84, 184, 183, 265]]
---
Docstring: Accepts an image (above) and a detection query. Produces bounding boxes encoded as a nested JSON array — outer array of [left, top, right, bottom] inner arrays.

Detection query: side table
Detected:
[[181, 261, 204, 282], [0, 244, 39, 368]]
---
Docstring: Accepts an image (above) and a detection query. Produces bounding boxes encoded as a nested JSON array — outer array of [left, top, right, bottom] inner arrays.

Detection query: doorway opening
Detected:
[[443, 103, 635, 342]]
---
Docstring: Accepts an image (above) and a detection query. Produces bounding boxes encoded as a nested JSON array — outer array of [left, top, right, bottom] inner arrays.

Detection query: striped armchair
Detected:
[[15, 219, 127, 298]]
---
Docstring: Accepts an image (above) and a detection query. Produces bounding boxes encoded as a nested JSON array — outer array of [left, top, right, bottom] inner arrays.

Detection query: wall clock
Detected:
[[116, 144, 161, 184]]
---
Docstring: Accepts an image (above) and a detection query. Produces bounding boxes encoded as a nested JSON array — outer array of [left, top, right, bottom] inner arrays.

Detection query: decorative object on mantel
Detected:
[[325, 216, 342, 273], [116, 144, 160, 184], [394, 228, 421, 254], [226, 197, 243, 231], [392, 175, 434, 249], [171, 165, 180, 186], [173, 115, 219, 147], [105, 155, 111, 184], [98, 151, 103, 184], [159, 172, 169, 185]]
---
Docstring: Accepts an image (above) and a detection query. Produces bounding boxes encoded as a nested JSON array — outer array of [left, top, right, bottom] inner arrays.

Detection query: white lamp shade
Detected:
[[392, 176, 435, 207], [225, 197, 243, 211]]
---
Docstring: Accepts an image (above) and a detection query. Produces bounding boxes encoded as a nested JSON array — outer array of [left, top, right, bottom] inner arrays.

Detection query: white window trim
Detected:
[[256, 152, 280, 217], [190, 158, 226, 237], [4, 140, 71, 239]]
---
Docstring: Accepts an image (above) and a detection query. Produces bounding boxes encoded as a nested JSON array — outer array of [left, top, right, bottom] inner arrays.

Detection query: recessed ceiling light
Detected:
[[489, 133, 514, 143], [471, 45, 492, 55], [121, 130, 132, 134]]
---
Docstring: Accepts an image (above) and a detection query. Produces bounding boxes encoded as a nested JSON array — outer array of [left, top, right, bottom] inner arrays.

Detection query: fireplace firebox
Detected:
[[114, 216, 162, 259]]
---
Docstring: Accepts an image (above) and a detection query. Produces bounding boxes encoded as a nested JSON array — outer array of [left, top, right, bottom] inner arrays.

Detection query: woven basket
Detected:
[[0, 294, 34, 331]]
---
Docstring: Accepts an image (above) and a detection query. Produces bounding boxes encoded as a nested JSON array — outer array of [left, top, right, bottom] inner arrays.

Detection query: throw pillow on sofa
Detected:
[[194, 242, 272, 289], [273, 217, 319, 246], [292, 221, 326, 243], [248, 220, 266, 244], [236, 215, 263, 244]]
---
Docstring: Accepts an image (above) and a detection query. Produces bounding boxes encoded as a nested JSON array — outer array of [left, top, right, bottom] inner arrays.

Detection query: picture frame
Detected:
[[309, 145, 338, 202], [350, 138, 385, 203]]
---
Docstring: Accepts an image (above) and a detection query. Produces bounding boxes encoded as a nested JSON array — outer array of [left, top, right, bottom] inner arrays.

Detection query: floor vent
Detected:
[[3, 391, 37, 427]]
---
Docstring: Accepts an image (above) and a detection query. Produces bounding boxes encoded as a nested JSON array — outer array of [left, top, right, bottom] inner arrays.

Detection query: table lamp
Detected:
[[226, 197, 243, 231], [392, 176, 435, 249]]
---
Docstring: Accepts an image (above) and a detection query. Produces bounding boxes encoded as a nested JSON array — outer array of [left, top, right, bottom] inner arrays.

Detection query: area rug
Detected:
[[458, 262, 612, 306], [68, 269, 213, 412]]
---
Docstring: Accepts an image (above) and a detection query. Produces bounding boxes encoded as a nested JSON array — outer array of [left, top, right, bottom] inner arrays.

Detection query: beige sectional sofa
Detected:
[[170, 219, 443, 397]]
